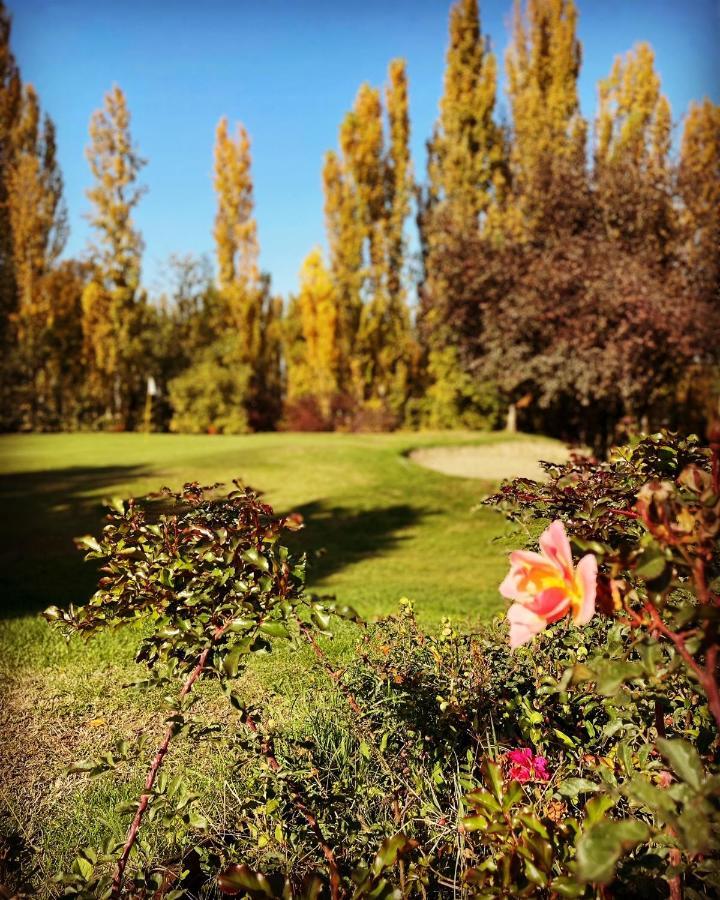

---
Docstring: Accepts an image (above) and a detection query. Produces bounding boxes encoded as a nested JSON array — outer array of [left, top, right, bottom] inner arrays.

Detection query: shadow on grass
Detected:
[[0, 465, 150, 619], [287, 499, 429, 586], [0, 467, 430, 619]]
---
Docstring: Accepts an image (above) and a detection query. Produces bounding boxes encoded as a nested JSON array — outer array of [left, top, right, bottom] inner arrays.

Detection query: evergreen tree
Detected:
[[82, 84, 147, 428]]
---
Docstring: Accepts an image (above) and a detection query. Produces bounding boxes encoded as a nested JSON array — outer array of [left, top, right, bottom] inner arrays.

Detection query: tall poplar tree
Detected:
[[285, 248, 341, 420], [677, 98, 720, 294], [7, 84, 68, 427], [426, 0, 504, 230], [594, 42, 673, 255], [82, 84, 147, 428], [0, 1, 21, 421], [321, 61, 414, 423], [211, 117, 280, 429], [505, 0, 586, 237], [322, 148, 363, 391], [418, 0, 505, 429], [213, 117, 259, 293]]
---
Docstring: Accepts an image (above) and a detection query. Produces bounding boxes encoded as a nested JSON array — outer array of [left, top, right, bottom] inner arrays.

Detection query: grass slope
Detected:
[[0, 431, 560, 889]]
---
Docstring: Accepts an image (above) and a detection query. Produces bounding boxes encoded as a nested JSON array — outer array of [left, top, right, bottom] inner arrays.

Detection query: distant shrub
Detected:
[[168, 338, 251, 434], [281, 394, 335, 431], [409, 346, 503, 431]]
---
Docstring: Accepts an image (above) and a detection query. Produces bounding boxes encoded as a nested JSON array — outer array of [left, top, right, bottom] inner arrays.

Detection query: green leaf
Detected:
[[557, 778, 600, 800], [575, 818, 650, 884], [223, 647, 242, 678], [372, 832, 413, 876], [75, 535, 102, 553], [462, 812, 489, 832], [259, 621, 291, 639], [241, 548, 270, 572], [549, 876, 587, 897], [187, 811, 208, 830], [72, 856, 94, 880], [217, 863, 274, 896], [553, 728, 577, 747], [66, 760, 97, 775], [657, 738, 705, 793], [623, 775, 676, 818], [594, 661, 643, 696], [311, 608, 332, 631], [483, 759, 504, 801], [636, 548, 667, 581]]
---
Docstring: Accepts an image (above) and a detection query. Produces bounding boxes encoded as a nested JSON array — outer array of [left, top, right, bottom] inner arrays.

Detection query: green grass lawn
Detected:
[[0, 430, 561, 890]]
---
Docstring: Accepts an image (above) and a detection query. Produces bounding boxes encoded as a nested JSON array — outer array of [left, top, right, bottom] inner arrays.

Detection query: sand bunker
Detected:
[[409, 440, 571, 482]]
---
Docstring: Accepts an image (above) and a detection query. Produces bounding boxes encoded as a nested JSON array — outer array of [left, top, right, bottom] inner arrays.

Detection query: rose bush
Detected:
[[40, 430, 718, 898]]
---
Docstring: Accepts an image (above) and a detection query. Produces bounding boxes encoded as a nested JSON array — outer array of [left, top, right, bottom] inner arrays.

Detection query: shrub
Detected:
[[44, 482, 359, 897], [168, 338, 251, 434]]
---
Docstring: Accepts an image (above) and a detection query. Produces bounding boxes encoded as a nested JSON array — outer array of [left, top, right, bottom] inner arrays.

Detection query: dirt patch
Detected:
[[410, 440, 570, 482]]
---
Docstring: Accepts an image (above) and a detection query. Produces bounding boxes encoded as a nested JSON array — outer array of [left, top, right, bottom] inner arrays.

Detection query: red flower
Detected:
[[505, 748, 550, 783]]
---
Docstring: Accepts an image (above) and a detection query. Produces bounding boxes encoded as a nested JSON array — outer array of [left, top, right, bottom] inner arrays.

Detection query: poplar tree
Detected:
[[505, 0, 586, 237], [321, 62, 414, 423], [0, 1, 21, 420], [213, 117, 259, 293], [285, 248, 340, 419], [594, 43, 673, 254], [385, 59, 412, 303], [322, 148, 363, 393], [212, 118, 262, 360], [418, 0, 505, 429], [210, 118, 280, 429], [0, 1, 19, 310], [7, 84, 68, 427], [677, 98, 720, 293], [427, 0, 505, 230], [82, 84, 147, 428]]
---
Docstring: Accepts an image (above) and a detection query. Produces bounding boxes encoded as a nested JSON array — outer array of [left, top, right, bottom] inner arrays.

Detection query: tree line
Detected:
[[1, 0, 717, 448]]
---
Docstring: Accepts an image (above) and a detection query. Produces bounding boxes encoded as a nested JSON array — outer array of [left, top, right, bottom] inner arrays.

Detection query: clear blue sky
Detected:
[[8, 0, 720, 298]]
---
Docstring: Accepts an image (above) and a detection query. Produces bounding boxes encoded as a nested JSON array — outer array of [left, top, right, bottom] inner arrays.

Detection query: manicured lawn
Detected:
[[0, 431, 560, 890]]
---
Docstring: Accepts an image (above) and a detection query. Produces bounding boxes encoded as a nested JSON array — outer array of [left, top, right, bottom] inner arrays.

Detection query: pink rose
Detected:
[[505, 748, 550, 783], [500, 520, 597, 649]]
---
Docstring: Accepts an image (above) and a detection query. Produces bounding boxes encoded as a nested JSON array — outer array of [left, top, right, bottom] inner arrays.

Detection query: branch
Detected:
[[243, 711, 342, 900], [644, 603, 720, 733], [111, 623, 229, 898]]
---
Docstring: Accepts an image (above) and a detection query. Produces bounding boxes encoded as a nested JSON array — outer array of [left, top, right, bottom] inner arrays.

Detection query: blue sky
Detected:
[[9, 0, 720, 298]]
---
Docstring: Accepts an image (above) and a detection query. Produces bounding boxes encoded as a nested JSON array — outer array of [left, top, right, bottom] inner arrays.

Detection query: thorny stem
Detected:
[[243, 711, 342, 900], [111, 622, 230, 899], [298, 623, 424, 807], [644, 602, 720, 733]]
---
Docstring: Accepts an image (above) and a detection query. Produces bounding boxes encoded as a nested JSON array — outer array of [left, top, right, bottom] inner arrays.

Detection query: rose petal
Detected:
[[573, 554, 597, 626], [509, 549, 555, 570], [507, 603, 547, 648], [529, 586, 570, 621], [539, 520, 574, 578], [499, 568, 526, 601]]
